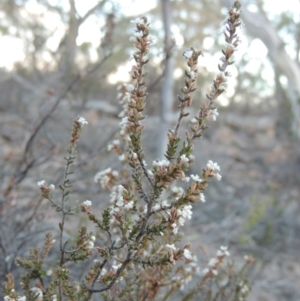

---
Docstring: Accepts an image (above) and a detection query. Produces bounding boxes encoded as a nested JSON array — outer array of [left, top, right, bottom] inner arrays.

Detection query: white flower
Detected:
[[166, 244, 176, 250], [17, 297, 26, 301], [86, 239, 94, 249], [171, 186, 184, 197], [37, 180, 55, 191], [182, 176, 190, 182], [212, 269, 218, 276], [83, 200, 92, 207], [37, 180, 46, 187], [182, 49, 193, 59], [46, 269, 53, 276], [240, 283, 250, 294], [180, 154, 189, 163], [51, 295, 57, 301], [134, 31, 143, 38], [147, 169, 154, 177], [77, 116, 88, 126], [107, 140, 120, 151], [126, 84, 134, 92], [153, 203, 160, 211], [208, 108, 219, 121], [161, 200, 169, 207], [119, 154, 125, 161], [183, 249, 193, 260], [190, 174, 202, 182], [119, 117, 129, 127], [217, 246, 230, 257], [178, 216, 185, 226], [85, 235, 95, 250], [124, 201, 134, 210], [200, 193, 206, 203], [100, 267, 107, 276], [94, 168, 111, 183], [153, 159, 170, 167], [171, 223, 179, 234], [215, 173, 222, 181], [189, 71, 196, 79], [112, 263, 122, 271], [116, 185, 125, 207], [190, 117, 198, 124], [207, 160, 220, 171], [208, 257, 218, 267], [178, 204, 193, 221]]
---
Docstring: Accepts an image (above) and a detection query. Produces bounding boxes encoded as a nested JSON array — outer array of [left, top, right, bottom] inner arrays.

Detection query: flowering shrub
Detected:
[[2, 1, 254, 300]]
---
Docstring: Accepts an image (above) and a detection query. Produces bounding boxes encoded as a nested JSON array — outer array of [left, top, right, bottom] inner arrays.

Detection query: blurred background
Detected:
[[0, 0, 300, 300]]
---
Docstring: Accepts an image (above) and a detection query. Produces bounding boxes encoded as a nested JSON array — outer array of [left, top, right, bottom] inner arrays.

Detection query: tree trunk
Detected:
[[59, 0, 80, 76]]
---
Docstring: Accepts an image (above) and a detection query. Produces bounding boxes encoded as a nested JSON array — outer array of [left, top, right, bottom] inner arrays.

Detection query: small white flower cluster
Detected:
[[119, 116, 132, 141], [117, 83, 139, 126], [166, 244, 176, 251], [167, 245, 199, 290], [217, 245, 230, 257], [110, 185, 134, 212], [107, 139, 120, 151], [182, 49, 193, 59], [77, 116, 88, 126], [189, 70, 196, 80], [183, 248, 193, 260], [190, 174, 202, 182], [207, 160, 222, 181], [85, 235, 96, 250], [115, 185, 125, 207], [200, 193, 206, 203], [152, 159, 170, 178], [190, 117, 198, 124], [238, 280, 250, 301], [207, 108, 219, 121], [51, 295, 57, 301], [112, 262, 122, 271], [94, 168, 118, 188], [179, 154, 189, 164], [82, 200, 92, 207], [151, 199, 169, 212], [171, 186, 184, 198], [202, 246, 230, 277], [126, 84, 134, 92], [129, 17, 155, 45], [37, 180, 55, 190], [153, 159, 170, 168], [170, 204, 193, 234]]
